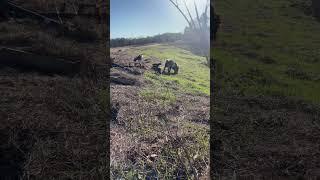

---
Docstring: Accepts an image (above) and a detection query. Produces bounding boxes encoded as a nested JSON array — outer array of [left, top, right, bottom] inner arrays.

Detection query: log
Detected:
[[0, 47, 80, 76]]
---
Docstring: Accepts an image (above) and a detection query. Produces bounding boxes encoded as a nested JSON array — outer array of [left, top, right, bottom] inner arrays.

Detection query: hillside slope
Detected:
[[110, 44, 210, 179], [213, 0, 320, 178], [216, 0, 320, 103]]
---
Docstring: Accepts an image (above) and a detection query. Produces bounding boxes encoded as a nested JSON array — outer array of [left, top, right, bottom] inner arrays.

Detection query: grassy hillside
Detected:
[[110, 44, 210, 179], [136, 44, 210, 95], [212, 0, 320, 178], [215, 0, 320, 104]]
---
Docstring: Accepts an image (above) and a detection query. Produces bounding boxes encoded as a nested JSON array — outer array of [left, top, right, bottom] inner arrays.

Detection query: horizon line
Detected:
[[110, 31, 185, 40]]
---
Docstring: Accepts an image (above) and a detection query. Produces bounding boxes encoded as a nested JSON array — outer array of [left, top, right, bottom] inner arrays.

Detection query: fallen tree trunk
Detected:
[[0, 47, 80, 76]]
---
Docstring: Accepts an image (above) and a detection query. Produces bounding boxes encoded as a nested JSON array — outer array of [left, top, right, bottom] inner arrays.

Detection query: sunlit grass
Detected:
[[111, 44, 210, 179], [133, 44, 210, 96], [140, 87, 177, 105]]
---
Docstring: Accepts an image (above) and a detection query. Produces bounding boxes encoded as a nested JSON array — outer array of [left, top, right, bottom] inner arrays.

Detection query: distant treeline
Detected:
[[110, 33, 183, 47]]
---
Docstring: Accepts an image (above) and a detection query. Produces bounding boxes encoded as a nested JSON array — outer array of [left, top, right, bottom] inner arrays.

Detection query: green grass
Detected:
[[115, 119, 209, 179], [215, 0, 320, 104], [130, 44, 210, 96], [140, 87, 177, 105], [112, 44, 210, 179]]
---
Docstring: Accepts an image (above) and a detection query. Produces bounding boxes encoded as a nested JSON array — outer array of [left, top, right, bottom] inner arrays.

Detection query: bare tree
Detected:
[[169, 0, 210, 65]]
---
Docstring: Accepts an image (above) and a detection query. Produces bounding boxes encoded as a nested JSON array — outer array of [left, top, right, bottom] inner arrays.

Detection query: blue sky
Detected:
[[111, 0, 209, 39]]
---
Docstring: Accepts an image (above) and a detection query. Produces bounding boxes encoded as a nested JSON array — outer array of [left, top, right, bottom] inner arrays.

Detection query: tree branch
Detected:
[[169, 0, 192, 28], [183, 0, 196, 29], [201, 2, 209, 29], [194, 2, 201, 29]]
